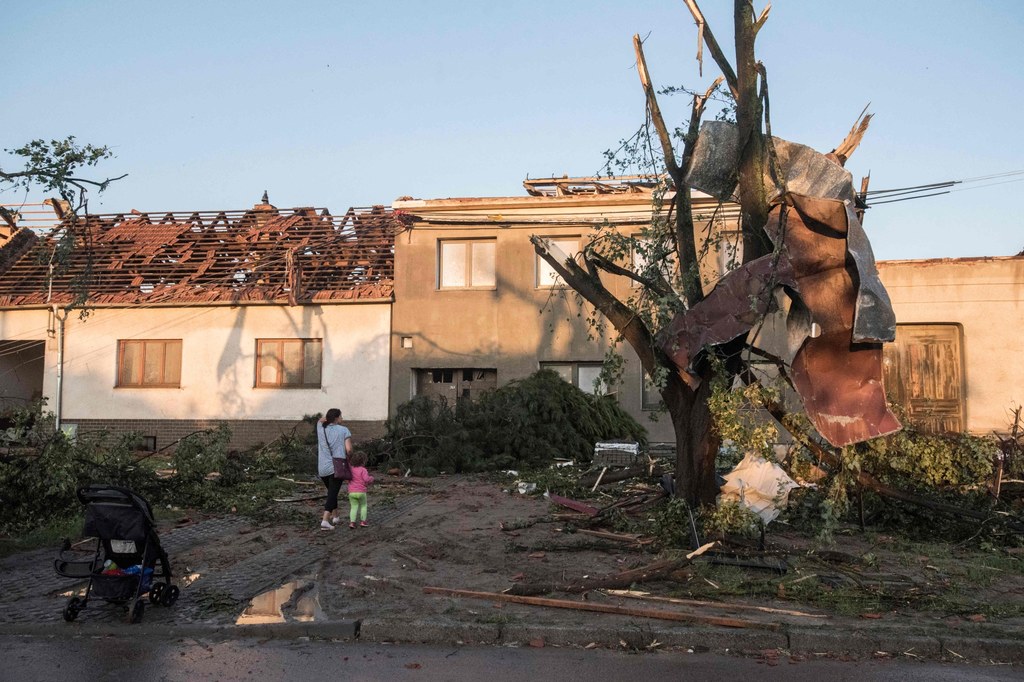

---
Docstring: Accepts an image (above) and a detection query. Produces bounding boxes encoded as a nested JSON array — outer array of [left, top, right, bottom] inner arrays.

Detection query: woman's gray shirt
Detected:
[[317, 423, 351, 477]]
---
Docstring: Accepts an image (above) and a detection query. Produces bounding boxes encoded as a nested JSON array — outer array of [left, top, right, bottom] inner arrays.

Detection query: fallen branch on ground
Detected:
[[505, 542, 716, 596], [579, 464, 664, 489], [603, 589, 827, 618], [573, 529, 654, 545], [394, 549, 434, 571], [423, 586, 776, 629]]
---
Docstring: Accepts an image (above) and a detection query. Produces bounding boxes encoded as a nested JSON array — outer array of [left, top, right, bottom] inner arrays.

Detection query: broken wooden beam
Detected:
[[423, 586, 776, 630], [603, 589, 828, 619], [545, 493, 598, 517]]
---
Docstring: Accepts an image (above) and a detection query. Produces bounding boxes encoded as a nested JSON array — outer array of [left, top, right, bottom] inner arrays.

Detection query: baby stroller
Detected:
[[54, 484, 178, 623]]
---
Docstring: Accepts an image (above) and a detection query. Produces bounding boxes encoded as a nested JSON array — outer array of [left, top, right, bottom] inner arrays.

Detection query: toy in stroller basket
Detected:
[[54, 484, 178, 624]]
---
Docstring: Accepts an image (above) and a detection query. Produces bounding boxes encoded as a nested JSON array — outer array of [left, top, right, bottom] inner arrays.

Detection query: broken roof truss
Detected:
[[0, 205, 399, 308]]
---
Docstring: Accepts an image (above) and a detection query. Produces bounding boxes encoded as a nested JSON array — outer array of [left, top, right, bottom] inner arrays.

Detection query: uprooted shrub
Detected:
[[366, 369, 647, 475], [0, 403, 284, 536]]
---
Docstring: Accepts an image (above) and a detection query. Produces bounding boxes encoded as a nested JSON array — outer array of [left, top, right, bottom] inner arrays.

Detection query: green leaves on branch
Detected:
[[2, 137, 116, 202], [368, 369, 648, 476]]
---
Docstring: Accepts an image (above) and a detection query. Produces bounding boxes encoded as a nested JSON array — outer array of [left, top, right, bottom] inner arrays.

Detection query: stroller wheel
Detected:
[[149, 582, 165, 605], [63, 597, 82, 622], [160, 584, 180, 607], [129, 598, 145, 624]]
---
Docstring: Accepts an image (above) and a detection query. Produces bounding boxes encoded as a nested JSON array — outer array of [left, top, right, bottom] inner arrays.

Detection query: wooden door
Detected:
[[882, 324, 965, 433]]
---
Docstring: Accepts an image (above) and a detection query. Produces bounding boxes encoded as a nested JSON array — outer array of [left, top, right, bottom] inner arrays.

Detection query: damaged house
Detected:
[[0, 196, 398, 451], [390, 176, 742, 444], [878, 254, 1024, 435], [391, 170, 1023, 446]]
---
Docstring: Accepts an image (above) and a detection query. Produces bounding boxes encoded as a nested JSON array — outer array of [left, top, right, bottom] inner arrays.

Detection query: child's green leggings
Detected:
[[348, 492, 367, 522]]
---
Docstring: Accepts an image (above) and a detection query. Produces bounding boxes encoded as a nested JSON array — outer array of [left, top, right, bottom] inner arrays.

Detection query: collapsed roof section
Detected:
[[0, 201, 399, 308]]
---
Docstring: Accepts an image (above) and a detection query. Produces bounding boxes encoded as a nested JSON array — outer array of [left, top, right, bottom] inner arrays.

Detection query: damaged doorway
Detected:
[[882, 324, 966, 433], [416, 368, 497, 404], [0, 340, 45, 416]]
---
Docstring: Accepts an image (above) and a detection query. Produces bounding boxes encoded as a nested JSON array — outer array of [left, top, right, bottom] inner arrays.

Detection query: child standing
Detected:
[[346, 451, 374, 529]]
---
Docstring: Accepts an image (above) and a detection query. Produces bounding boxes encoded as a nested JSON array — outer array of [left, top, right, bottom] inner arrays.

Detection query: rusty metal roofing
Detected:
[[0, 204, 399, 308]]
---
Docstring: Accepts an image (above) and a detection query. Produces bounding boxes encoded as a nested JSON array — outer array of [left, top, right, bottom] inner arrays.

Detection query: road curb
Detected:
[[356, 616, 1024, 662], [3, 616, 1023, 662]]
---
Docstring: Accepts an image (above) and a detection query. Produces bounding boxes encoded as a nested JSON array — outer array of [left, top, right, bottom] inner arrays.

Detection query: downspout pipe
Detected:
[[53, 305, 67, 434]]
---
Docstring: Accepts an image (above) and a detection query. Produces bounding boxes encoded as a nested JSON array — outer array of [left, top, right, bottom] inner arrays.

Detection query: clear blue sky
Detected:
[[3, 1, 1022, 260]]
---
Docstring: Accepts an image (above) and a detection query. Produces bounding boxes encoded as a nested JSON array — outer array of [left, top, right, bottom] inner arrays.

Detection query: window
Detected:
[[117, 339, 182, 388], [439, 239, 496, 289], [541, 362, 609, 395], [715, 229, 743, 277], [415, 368, 497, 402], [631, 236, 676, 288], [256, 338, 322, 388], [642, 374, 665, 411], [536, 237, 580, 287]]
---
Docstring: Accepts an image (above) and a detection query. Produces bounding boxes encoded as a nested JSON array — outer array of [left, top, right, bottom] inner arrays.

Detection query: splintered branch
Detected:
[[675, 76, 725, 307], [753, 3, 772, 35], [632, 34, 680, 181], [682, 0, 740, 99], [831, 104, 873, 165]]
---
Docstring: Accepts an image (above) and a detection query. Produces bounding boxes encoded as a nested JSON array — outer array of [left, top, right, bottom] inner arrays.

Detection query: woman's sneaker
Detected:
[[320, 520, 335, 531], [349, 522, 356, 529], [331, 517, 341, 525], [360, 521, 369, 528]]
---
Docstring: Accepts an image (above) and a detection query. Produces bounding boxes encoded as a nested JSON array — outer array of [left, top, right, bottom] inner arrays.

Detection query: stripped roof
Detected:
[[0, 201, 399, 308]]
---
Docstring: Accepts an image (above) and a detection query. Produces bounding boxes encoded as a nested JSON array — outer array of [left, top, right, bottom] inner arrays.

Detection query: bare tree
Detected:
[[532, 1, 874, 505]]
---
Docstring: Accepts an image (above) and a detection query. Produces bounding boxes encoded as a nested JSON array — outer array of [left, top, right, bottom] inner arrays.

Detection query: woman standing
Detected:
[[316, 408, 353, 530]]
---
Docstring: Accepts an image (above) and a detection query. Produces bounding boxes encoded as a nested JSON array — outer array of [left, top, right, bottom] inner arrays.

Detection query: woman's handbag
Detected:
[[323, 422, 352, 480], [333, 457, 352, 481]]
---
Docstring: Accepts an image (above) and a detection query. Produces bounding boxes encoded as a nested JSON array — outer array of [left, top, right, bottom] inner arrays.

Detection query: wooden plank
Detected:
[[603, 589, 827, 619], [423, 587, 777, 630]]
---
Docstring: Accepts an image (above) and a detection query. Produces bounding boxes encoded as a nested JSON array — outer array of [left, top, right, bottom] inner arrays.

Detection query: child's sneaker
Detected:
[[360, 521, 369, 528], [320, 520, 335, 531], [349, 522, 356, 529]]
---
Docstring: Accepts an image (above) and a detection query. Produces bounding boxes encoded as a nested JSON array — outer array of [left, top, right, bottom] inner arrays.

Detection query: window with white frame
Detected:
[[439, 239, 496, 289], [255, 338, 322, 388], [535, 237, 580, 287], [541, 361, 609, 395]]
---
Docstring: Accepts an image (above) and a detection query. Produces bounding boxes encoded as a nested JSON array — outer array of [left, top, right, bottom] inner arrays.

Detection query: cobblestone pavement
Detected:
[[0, 495, 427, 629]]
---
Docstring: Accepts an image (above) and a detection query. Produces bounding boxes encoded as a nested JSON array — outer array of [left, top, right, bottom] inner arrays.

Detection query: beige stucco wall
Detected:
[[390, 193, 734, 444], [0, 303, 392, 424], [878, 256, 1024, 434]]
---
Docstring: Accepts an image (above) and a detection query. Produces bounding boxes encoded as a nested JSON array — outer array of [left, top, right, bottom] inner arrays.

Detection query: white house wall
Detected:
[[0, 304, 392, 423]]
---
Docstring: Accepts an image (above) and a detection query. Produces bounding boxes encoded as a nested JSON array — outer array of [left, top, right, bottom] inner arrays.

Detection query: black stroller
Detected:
[[54, 484, 178, 623]]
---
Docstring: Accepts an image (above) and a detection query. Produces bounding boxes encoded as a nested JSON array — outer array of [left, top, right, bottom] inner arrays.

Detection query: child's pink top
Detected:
[[347, 466, 374, 493]]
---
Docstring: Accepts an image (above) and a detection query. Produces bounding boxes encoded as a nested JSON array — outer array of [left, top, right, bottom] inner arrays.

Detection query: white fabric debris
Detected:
[[719, 452, 800, 524]]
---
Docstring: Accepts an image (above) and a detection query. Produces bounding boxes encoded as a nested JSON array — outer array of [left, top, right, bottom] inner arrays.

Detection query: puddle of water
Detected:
[[235, 579, 324, 625]]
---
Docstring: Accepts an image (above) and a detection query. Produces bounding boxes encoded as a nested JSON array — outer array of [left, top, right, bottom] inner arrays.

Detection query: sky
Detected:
[[3, 1, 1022, 261]]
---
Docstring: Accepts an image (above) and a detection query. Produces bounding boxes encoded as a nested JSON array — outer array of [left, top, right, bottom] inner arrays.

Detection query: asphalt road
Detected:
[[1, 636, 1020, 682]]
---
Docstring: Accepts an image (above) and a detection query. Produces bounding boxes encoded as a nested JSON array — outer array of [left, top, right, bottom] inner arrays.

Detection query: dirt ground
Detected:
[[164, 473, 1024, 652]]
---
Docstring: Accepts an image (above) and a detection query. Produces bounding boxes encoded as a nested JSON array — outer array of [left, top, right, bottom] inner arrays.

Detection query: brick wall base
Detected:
[[67, 418, 386, 453]]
